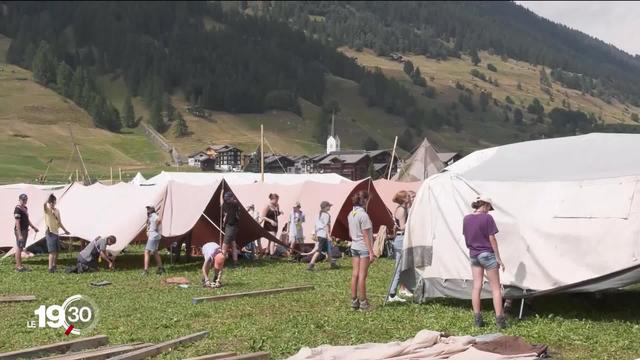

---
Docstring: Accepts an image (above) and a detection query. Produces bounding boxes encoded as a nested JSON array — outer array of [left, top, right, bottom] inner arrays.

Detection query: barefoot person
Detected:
[[348, 190, 376, 311], [288, 202, 305, 254], [201, 241, 226, 288], [463, 196, 507, 329], [13, 193, 39, 272], [261, 193, 282, 256], [77, 235, 116, 273], [222, 192, 240, 267], [387, 190, 412, 303], [143, 205, 165, 275], [305, 201, 338, 270], [44, 194, 70, 273]]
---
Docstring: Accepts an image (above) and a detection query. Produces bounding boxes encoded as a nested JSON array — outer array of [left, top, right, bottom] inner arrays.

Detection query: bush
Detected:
[[505, 95, 515, 105], [487, 63, 497, 72], [470, 68, 487, 81], [458, 93, 474, 112], [423, 85, 437, 98]]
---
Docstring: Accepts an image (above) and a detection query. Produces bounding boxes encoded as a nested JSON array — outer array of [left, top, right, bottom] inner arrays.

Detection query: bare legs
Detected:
[[15, 247, 23, 269], [48, 252, 58, 270], [351, 257, 370, 301], [222, 242, 238, 265], [471, 265, 504, 321], [144, 250, 163, 271]]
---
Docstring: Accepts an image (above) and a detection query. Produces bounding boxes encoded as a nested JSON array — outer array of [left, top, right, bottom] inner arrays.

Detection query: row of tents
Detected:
[[0, 175, 420, 257]]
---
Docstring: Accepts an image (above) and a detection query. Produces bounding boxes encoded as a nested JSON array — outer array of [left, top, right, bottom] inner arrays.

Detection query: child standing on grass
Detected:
[[348, 190, 376, 311], [288, 202, 305, 255], [304, 201, 338, 270], [44, 194, 70, 273]]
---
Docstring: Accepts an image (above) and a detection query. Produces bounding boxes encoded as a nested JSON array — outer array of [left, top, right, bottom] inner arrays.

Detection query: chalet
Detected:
[[437, 152, 462, 166], [244, 152, 295, 174], [205, 145, 243, 171], [188, 151, 210, 167], [289, 155, 314, 174], [316, 152, 371, 181], [200, 158, 217, 172]]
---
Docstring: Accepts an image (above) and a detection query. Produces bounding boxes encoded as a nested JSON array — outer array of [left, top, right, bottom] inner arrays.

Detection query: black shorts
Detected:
[[223, 224, 238, 244], [15, 229, 28, 249]]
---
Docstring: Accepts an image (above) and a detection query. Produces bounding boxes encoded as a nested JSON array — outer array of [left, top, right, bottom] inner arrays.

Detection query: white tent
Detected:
[[130, 172, 146, 185], [392, 138, 445, 182], [403, 133, 640, 300], [145, 171, 350, 186]]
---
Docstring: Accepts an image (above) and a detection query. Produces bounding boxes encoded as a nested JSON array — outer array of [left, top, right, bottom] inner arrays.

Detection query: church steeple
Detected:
[[326, 111, 341, 154]]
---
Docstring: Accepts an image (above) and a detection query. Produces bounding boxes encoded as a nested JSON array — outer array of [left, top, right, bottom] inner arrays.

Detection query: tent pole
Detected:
[[260, 124, 265, 183], [110, 167, 113, 185], [119, 168, 122, 182], [387, 136, 398, 180], [202, 212, 225, 234], [519, 298, 525, 319]]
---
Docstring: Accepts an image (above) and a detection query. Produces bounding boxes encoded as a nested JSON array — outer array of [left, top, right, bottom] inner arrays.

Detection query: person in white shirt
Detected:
[[143, 206, 165, 275], [288, 202, 305, 254], [303, 201, 338, 270], [201, 242, 226, 288]]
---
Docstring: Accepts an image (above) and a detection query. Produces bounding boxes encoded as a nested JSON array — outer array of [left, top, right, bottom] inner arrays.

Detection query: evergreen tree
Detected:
[[71, 67, 85, 103], [23, 43, 36, 68], [527, 98, 544, 115], [173, 111, 189, 137], [163, 94, 176, 122], [514, 108, 524, 125], [56, 62, 73, 98], [31, 41, 57, 85], [403, 60, 414, 76], [363, 136, 379, 150], [470, 48, 481, 66], [479, 91, 490, 112], [122, 94, 136, 128], [149, 100, 165, 132]]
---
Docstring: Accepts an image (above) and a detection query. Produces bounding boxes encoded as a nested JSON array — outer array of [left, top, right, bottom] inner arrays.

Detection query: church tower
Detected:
[[326, 112, 341, 154]]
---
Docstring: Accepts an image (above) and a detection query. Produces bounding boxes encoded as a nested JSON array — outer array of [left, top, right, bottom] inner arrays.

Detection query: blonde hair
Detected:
[[392, 190, 409, 205]]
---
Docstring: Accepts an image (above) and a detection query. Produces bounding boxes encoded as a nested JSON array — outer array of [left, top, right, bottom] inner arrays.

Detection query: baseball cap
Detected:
[[294, 201, 301, 208], [320, 201, 333, 208], [476, 195, 494, 211], [145, 205, 155, 211], [19, 194, 28, 201]]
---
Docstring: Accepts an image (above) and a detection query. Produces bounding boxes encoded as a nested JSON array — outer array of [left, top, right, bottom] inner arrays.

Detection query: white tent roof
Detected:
[[403, 133, 640, 299], [130, 172, 146, 185], [392, 138, 445, 182], [145, 171, 350, 185]]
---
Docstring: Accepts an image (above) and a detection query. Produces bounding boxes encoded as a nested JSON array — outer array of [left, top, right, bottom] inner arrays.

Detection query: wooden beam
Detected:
[[219, 352, 270, 360], [0, 335, 108, 360], [40, 343, 151, 360], [184, 352, 237, 360], [108, 331, 208, 360], [0, 295, 36, 303], [192, 285, 314, 304]]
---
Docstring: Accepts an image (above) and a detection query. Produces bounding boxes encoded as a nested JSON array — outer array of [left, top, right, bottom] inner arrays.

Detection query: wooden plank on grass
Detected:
[[108, 331, 208, 360], [192, 285, 314, 304], [0, 295, 36, 303], [219, 352, 270, 360], [0, 335, 108, 360], [184, 352, 237, 360], [41, 343, 152, 360]]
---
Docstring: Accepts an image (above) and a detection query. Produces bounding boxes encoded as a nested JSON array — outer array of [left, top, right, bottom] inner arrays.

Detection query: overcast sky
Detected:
[[516, 1, 640, 56]]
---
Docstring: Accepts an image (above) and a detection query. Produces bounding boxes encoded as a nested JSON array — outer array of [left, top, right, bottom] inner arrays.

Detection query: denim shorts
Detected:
[[145, 233, 161, 252], [470, 251, 498, 270], [45, 231, 59, 253], [350, 248, 369, 258], [15, 229, 28, 249]]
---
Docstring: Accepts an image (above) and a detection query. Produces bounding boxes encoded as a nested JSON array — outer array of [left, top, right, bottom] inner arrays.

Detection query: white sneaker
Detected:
[[387, 295, 406, 303], [399, 289, 413, 298]]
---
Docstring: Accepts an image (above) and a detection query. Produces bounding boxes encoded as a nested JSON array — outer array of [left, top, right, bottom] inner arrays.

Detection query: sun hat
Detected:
[[476, 195, 494, 211]]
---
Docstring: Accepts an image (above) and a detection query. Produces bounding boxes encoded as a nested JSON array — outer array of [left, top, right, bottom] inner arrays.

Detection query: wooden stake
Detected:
[[110, 167, 113, 185], [192, 285, 314, 304], [387, 136, 398, 180], [217, 353, 269, 360], [184, 352, 237, 360], [118, 168, 122, 182], [0, 335, 108, 360], [260, 124, 264, 183], [0, 295, 36, 303], [108, 331, 208, 360], [75, 169, 79, 183]]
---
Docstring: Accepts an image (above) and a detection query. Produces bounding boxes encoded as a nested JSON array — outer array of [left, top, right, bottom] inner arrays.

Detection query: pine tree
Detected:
[[470, 48, 481, 66], [403, 60, 414, 76], [122, 94, 136, 128], [32, 41, 57, 85], [163, 94, 176, 122], [56, 62, 73, 98], [514, 108, 524, 125], [71, 67, 85, 103], [23, 43, 36, 68], [173, 112, 189, 137], [149, 100, 165, 132]]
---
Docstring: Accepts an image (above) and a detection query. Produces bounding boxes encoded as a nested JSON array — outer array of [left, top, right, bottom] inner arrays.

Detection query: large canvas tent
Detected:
[[373, 179, 421, 217], [402, 133, 640, 300], [145, 171, 350, 186], [392, 138, 445, 182]]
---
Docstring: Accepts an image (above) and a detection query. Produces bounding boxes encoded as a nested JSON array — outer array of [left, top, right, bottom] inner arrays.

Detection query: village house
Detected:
[[205, 144, 243, 171], [187, 151, 210, 167]]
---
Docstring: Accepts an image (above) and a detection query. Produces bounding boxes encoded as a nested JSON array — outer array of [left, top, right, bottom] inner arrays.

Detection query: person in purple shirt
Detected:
[[463, 195, 507, 329]]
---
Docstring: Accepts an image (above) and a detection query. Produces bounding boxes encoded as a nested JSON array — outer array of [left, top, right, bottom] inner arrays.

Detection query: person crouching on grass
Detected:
[[348, 190, 376, 311], [304, 201, 338, 270], [76, 235, 116, 273], [463, 195, 507, 329], [201, 242, 226, 288], [143, 205, 165, 275], [13, 193, 39, 272], [44, 194, 70, 273]]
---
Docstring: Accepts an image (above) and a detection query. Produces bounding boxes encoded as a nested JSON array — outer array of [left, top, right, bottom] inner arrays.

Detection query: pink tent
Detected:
[[0, 185, 71, 251]]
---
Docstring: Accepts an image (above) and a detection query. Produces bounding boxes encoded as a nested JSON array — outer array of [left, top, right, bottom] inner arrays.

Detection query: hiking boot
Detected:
[[141, 270, 149, 276], [358, 299, 372, 311], [474, 313, 485, 328], [48, 267, 55, 273], [351, 298, 360, 310], [399, 288, 413, 298], [330, 262, 339, 269], [386, 295, 406, 303], [212, 281, 222, 288], [16, 267, 31, 272], [307, 263, 315, 271], [156, 267, 165, 275], [496, 315, 508, 329]]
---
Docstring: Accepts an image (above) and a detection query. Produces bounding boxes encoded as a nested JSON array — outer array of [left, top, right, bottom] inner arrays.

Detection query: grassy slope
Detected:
[[0, 247, 639, 359], [0, 36, 170, 184]]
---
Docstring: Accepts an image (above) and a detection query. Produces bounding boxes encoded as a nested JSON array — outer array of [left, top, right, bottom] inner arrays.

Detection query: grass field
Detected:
[[0, 246, 639, 359]]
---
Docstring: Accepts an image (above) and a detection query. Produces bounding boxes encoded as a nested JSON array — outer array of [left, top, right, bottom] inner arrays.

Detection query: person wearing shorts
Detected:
[[463, 195, 507, 329], [143, 205, 165, 275], [14, 193, 39, 272], [288, 202, 305, 254], [77, 235, 116, 273], [348, 191, 376, 311], [387, 190, 412, 303], [305, 201, 338, 270], [201, 242, 226, 288], [222, 192, 240, 266], [44, 194, 70, 273]]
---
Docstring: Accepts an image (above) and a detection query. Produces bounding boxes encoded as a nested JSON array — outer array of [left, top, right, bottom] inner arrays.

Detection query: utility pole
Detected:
[[68, 123, 91, 184], [387, 136, 398, 180], [260, 124, 264, 183]]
